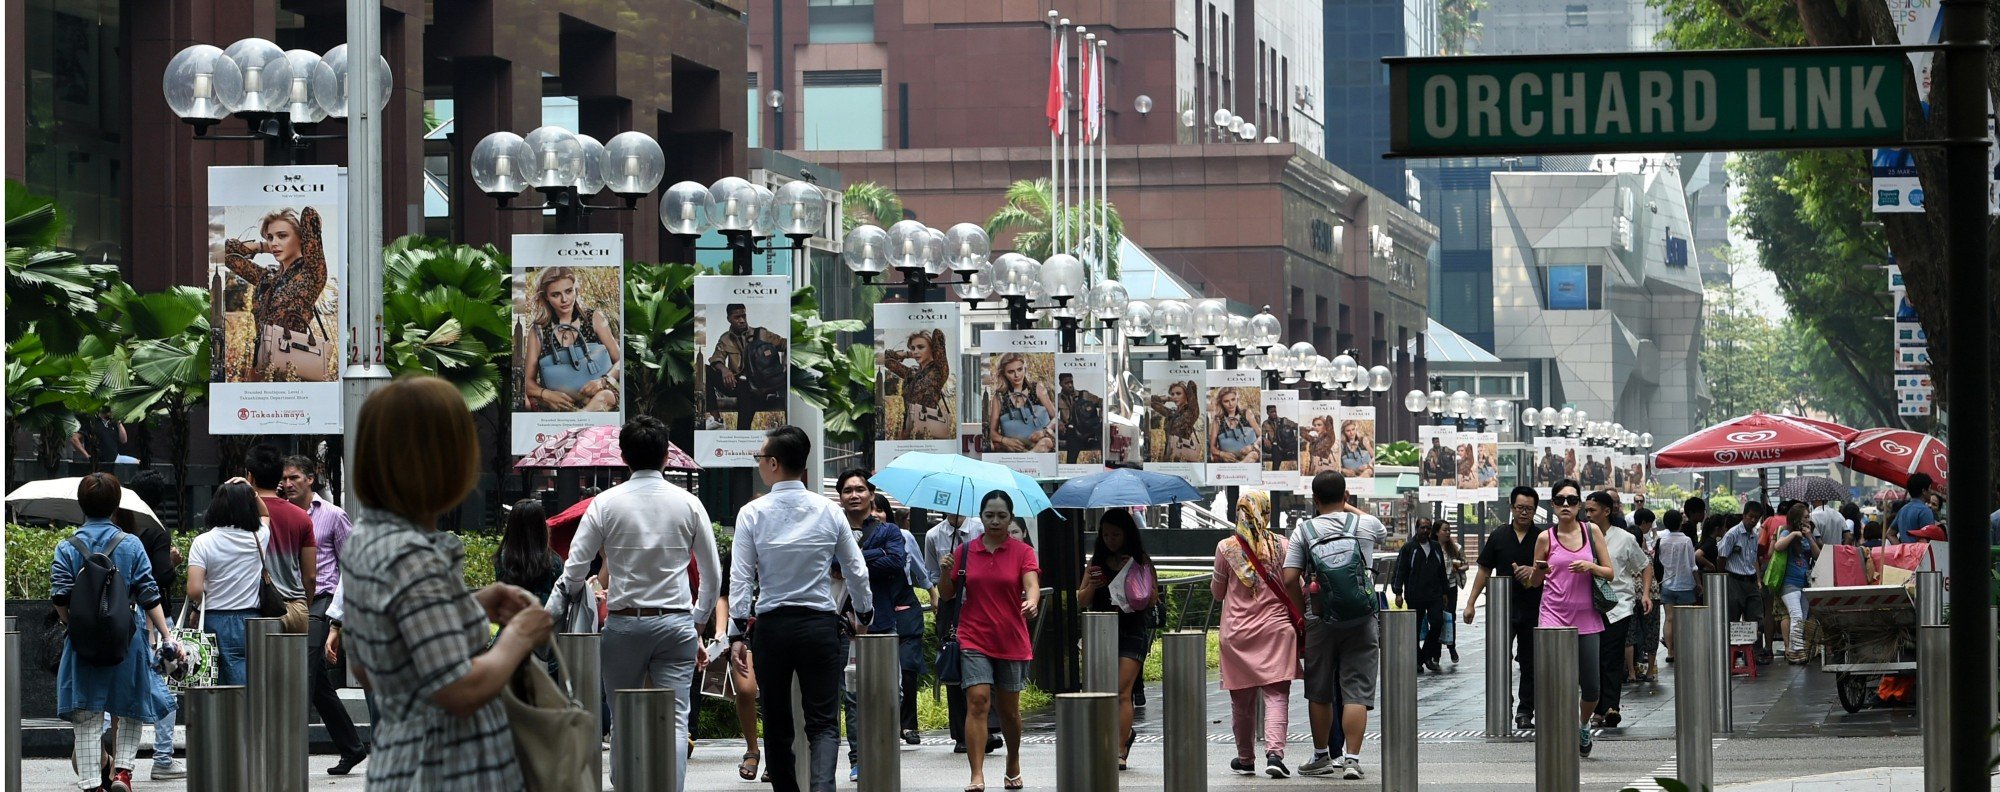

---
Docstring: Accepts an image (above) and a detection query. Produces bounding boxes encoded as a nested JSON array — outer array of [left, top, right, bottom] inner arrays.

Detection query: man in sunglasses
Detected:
[[1462, 485, 1545, 730]]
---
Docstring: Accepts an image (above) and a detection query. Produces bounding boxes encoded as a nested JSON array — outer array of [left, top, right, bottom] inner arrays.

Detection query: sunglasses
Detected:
[[1551, 495, 1582, 507]]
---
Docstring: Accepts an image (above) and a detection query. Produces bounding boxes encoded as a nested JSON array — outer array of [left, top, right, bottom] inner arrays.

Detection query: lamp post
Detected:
[[663, 177, 831, 278], [471, 128, 667, 235], [162, 39, 392, 165]]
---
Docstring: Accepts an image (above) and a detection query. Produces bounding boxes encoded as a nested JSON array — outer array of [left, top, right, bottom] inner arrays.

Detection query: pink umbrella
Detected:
[[515, 425, 700, 471]]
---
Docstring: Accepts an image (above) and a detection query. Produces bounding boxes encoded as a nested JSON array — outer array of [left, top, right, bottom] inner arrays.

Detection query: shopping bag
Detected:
[[166, 599, 219, 692]]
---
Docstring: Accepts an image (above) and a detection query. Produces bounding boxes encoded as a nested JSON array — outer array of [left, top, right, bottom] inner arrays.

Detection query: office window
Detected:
[[747, 73, 761, 148], [803, 71, 885, 150], [1543, 265, 1603, 310], [1566, 5, 1588, 26], [808, 0, 874, 44]]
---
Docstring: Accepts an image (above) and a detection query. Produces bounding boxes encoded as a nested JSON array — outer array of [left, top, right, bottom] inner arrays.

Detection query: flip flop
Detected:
[[737, 751, 759, 781], [1004, 775, 1025, 790], [964, 784, 985, 792]]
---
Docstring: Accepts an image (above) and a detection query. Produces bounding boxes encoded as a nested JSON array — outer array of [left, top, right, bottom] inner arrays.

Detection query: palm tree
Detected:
[[984, 178, 1124, 280], [843, 182, 904, 232]]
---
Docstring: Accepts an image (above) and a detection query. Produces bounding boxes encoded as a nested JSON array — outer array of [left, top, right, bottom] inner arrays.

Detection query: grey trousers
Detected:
[[601, 612, 699, 792]]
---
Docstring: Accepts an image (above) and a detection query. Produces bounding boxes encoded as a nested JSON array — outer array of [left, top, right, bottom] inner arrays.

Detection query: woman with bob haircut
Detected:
[[341, 376, 554, 791]]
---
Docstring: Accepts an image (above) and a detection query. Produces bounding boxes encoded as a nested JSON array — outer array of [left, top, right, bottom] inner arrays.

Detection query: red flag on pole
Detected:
[[1078, 42, 1093, 142], [1088, 44, 1105, 142], [1047, 35, 1066, 136]]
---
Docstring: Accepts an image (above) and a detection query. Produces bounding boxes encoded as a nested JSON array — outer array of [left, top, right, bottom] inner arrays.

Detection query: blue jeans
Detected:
[[146, 619, 176, 763], [205, 609, 257, 687]]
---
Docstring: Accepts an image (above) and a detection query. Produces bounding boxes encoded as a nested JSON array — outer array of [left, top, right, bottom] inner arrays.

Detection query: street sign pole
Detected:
[[1939, 1, 1993, 788]]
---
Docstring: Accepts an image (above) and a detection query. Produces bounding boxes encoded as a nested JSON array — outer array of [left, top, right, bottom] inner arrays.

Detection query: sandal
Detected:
[[738, 751, 759, 781], [1004, 775, 1025, 790], [964, 784, 985, 792]]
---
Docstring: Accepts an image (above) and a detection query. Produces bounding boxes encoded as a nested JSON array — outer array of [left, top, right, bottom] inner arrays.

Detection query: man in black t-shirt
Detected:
[[1461, 486, 1545, 730]]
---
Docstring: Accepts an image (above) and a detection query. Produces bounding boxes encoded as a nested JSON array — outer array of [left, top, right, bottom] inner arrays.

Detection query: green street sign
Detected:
[[1387, 47, 1907, 157]]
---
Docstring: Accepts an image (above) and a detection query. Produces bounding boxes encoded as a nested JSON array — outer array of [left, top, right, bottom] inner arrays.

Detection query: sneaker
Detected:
[[1423, 659, 1443, 674], [150, 759, 187, 780], [1265, 752, 1292, 778], [329, 749, 369, 776], [1298, 753, 1338, 776], [108, 769, 133, 792], [1341, 756, 1364, 780], [850, 766, 860, 782], [1229, 757, 1258, 776], [1579, 727, 1594, 757]]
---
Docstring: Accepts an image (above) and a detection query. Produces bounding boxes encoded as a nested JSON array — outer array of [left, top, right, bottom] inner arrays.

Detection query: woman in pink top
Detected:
[[937, 490, 1041, 792], [1528, 479, 1614, 758], [1211, 490, 1300, 779]]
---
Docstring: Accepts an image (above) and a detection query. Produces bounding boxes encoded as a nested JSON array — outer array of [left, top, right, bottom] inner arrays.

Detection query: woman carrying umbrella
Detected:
[[937, 490, 1042, 792], [1212, 491, 1299, 778]]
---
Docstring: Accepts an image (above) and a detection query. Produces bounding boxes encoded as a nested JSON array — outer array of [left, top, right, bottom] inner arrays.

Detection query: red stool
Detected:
[[1728, 644, 1759, 678]]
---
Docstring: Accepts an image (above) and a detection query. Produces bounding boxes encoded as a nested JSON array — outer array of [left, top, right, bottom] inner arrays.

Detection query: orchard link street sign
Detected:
[[1387, 47, 1907, 157]]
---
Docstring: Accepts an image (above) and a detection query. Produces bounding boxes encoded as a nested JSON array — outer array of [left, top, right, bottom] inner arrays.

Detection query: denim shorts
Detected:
[[1661, 588, 1698, 606], [959, 649, 1028, 692]]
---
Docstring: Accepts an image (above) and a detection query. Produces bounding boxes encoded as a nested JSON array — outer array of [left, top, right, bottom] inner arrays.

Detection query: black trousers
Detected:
[[752, 608, 844, 792], [1512, 619, 1537, 717], [1596, 616, 1632, 715], [1413, 601, 1446, 664], [901, 669, 920, 733], [307, 599, 366, 758]]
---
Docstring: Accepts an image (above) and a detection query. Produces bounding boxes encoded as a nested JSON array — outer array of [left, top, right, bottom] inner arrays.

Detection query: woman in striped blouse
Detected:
[[342, 376, 554, 790]]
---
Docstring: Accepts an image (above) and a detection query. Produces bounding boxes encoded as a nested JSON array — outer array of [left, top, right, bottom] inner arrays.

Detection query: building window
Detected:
[[808, 0, 875, 44], [1543, 265, 1603, 310], [803, 70, 884, 150], [747, 73, 761, 148], [1566, 5, 1588, 26]]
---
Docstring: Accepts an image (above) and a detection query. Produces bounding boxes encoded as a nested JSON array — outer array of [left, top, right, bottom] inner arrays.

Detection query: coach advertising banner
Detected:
[[875, 302, 962, 468], [1297, 399, 1343, 493], [1531, 435, 1575, 499], [693, 275, 790, 466], [1260, 389, 1302, 490], [1418, 424, 1459, 503], [208, 165, 346, 434], [1142, 359, 1207, 484], [1204, 369, 1263, 486], [1459, 430, 1499, 503], [510, 234, 625, 453], [1337, 406, 1379, 496], [1054, 352, 1109, 478], [980, 329, 1060, 478], [1612, 453, 1647, 503]]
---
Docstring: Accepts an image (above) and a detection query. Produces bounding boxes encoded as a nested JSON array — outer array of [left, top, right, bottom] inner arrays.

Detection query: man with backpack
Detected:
[[1282, 470, 1387, 779], [52, 473, 176, 792], [708, 302, 789, 430]]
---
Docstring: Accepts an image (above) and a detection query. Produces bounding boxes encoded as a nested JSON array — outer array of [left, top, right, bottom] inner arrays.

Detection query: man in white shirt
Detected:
[[1809, 499, 1850, 551], [729, 427, 872, 792], [553, 415, 722, 792]]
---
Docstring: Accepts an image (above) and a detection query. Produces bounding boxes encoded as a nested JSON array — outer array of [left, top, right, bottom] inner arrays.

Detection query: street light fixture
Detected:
[[163, 38, 392, 160], [665, 175, 831, 276], [472, 127, 666, 232]]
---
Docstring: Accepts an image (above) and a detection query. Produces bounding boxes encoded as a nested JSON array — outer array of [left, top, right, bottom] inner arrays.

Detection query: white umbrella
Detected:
[[5, 477, 167, 534]]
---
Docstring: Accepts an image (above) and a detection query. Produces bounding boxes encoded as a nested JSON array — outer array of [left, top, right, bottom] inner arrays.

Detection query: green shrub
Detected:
[[458, 532, 499, 590]]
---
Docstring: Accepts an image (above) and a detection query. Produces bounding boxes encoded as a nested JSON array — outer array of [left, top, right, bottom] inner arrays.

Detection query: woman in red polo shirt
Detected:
[[938, 490, 1042, 792]]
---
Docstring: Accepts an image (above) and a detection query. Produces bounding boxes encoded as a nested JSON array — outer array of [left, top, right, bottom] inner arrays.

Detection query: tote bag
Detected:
[[166, 598, 219, 692], [500, 641, 597, 792]]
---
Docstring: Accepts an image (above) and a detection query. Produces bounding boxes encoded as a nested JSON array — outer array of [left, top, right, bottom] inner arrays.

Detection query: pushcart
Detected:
[[1803, 584, 1918, 713]]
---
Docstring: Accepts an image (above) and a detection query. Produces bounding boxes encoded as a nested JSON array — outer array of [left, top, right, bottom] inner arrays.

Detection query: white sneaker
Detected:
[[1341, 755, 1364, 780], [151, 759, 187, 780]]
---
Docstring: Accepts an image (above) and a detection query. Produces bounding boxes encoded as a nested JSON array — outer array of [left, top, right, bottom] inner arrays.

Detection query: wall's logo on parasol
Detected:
[[1713, 449, 1739, 465], [1877, 440, 1913, 457], [1932, 453, 1948, 474], [1725, 430, 1778, 444]]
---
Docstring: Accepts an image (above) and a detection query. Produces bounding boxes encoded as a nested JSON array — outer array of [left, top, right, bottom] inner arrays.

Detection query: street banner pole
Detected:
[[1484, 583, 1513, 736], [340, 0, 390, 500]]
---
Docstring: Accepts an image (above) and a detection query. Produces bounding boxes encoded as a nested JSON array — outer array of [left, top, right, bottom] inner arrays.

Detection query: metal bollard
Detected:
[[1162, 632, 1206, 792], [612, 689, 677, 792], [1703, 572, 1733, 733], [1532, 627, 1579, 792], [1671, 605, 1713, 791], [187, 686, 249, 790], [1485, 583, 1514, 736], [554, 633, 604, 791], [1920, 625, 1950, 792], [5, 615, 15, 631], [5, 631, 19, 792], [1380, 611, 1418, 792], [854, 634, 901, 792], [1082, 612, 1119, 694], [243, 618, 280, 788], [1056, 692, 1119, 792], [1915, 571, 1944, 627], [259, 632, 309, 791]]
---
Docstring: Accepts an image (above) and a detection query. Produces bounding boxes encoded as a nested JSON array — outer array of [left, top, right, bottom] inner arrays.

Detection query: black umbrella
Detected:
[[1774, 475, 1847, 503]]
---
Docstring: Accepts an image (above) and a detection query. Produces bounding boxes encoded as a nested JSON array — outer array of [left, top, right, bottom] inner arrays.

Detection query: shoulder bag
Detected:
[[935, 543, 969, 686], [501, 640, 598, 792], [1582, 527, 1620, 616], [253, 525, 288, 618]]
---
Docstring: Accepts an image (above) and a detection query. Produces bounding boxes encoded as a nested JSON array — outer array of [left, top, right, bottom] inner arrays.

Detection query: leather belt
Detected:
[[609, 607, 688, 618]]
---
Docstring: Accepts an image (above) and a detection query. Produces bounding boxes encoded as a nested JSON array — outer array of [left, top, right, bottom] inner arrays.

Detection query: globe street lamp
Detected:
[[470, 128, 665, 234], [162, 38, 392, 163], [839, 219, 990, 304], [664, 176, 831, 277]]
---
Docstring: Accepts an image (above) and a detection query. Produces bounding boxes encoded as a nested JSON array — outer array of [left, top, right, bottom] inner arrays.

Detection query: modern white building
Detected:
[[1489, 156, 1708, 442]]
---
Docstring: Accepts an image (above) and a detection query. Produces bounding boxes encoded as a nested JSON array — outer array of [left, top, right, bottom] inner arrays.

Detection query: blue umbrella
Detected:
[[1049, 467, 1203, 508], [869, 452, 1054, 518]]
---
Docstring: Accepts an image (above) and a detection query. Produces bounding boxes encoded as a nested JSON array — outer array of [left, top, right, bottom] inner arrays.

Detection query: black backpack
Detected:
[[742, 333, 787, 396], [66, 533, 135, 666]]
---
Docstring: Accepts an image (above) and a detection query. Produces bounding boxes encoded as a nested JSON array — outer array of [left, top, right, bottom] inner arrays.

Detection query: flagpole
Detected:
[[1083, 31, 1097, 271], [1059, 18, 1071, 256], [1048, 9, 1060, 260], [1099, 38, 1110, 280]]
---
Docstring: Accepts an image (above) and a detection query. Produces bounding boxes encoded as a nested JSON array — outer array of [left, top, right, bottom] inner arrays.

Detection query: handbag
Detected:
[[1120, 561, 1159, 612], [935, 544, 969, 686], [253, 315, 333, 382], [537, 323, 615, 397], [501, 640, 598, 792], [1583, 526, 1621, 617], [253, 526, 288, 619], [167, 598, 219, 692], [1235, 533, 1304, 631]]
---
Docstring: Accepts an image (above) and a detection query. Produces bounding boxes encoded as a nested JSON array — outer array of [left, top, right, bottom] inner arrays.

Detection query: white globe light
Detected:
[[1191, 299, 1228, 339], [1522, 407, 1542, 427], [469, 132, 532, 197], [748, 185, 782, 239], [1250, 308, 1282, 348], [1449, 391, 1472, 416], [162, 45, 244, 124], [310, 44, 392, 119], [1219, 315, 1249, 349], [954, 258, 996, 300], [1087, 280, 1128, 321], [1286, 342, 1317, 373], [921, 227, 949, 276], [603, 132, 665, 197], [660, 181, 712, 235], [884, 220, 931, 271], [993, 253, 1033, 297], [943, 223, 991, 274], [1123, 301, 1153, 338], [223, 38, 291, 115], [1428, 390, 1447, 413], [1330, 353, 1358, 383], [842, 224, 890, 275], [1040, 254, 1085, 299], [1404, 389, 1429, 414], [1472, 397, 1491, 421], [775, 180, 829, 238], [522, 126, 583, 190], [1557, 407, 1576, 428], [708, 177, 759, 231], [574, 134, 606, 195], [1368, 365, 1393, 392], [280, 50, 326, 125], [1154, 300, 1193, 338]]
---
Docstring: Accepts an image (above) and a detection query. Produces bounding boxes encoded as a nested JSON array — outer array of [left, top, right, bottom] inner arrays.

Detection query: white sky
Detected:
[[1722, 163, 1791, 318]]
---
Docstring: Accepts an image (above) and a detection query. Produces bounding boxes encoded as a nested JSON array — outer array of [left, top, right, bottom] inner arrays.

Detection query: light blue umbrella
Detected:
[[1049, 467, 1203, 508], [869, 452, 1053, 518]]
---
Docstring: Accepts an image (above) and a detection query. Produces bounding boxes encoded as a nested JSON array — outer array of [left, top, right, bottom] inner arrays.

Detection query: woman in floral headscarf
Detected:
[[1211, 490, 1301, 778]]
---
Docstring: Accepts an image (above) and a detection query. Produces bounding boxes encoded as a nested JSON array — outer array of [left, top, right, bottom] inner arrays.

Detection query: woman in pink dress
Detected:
[[1212, 490, 1301, 778], [1528, 479, 1614, 758]]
